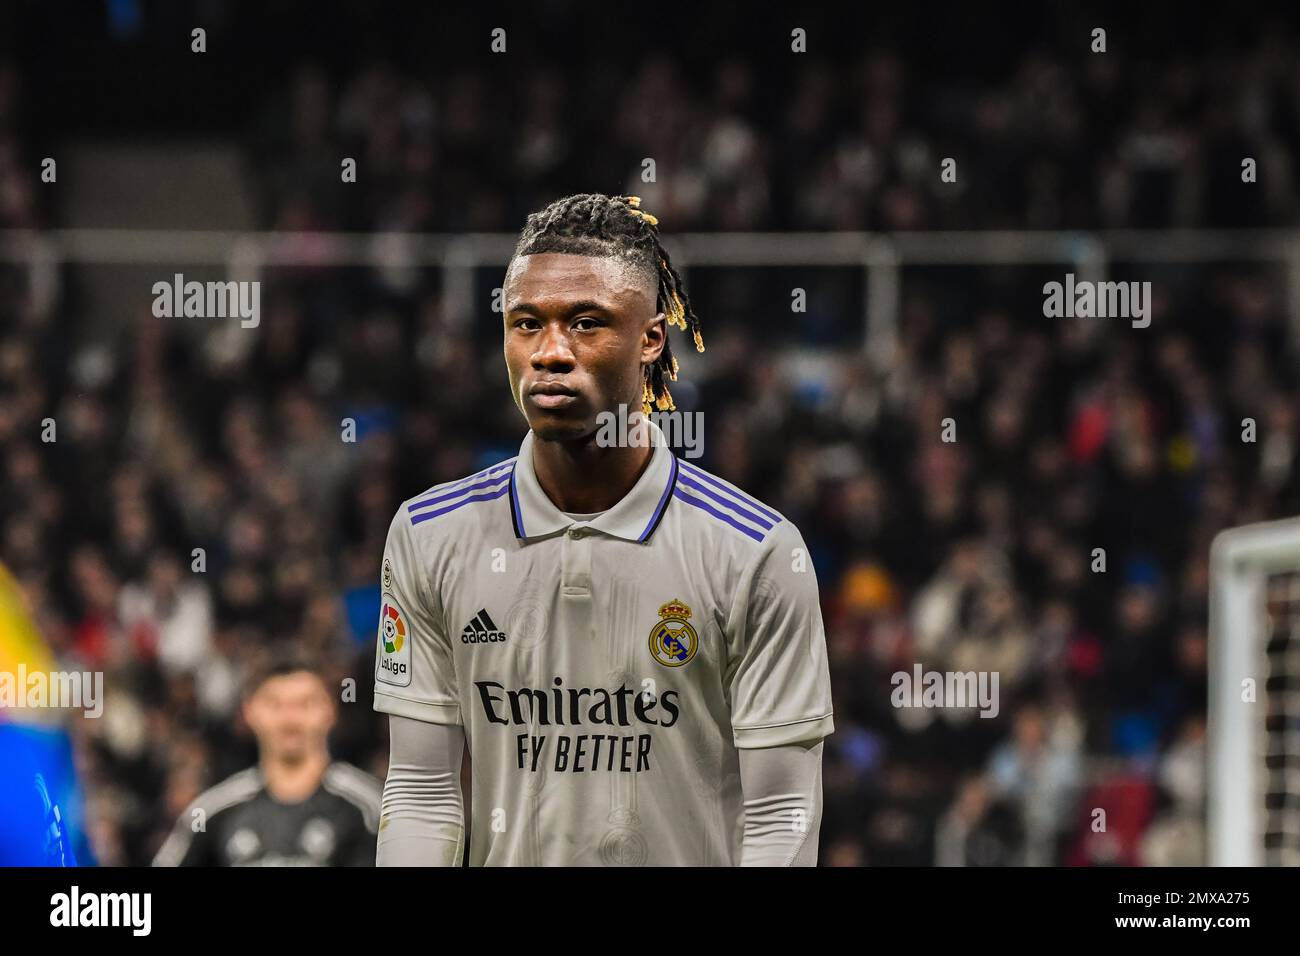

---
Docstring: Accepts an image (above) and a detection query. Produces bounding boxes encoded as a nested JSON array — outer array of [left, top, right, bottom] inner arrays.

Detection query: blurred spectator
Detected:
[[986, 704, 1083, 866]]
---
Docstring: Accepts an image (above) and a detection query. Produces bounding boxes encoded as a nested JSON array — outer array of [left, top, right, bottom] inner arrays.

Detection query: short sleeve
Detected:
[[373, 504, 462, 725], [727, 520, 835, 749]]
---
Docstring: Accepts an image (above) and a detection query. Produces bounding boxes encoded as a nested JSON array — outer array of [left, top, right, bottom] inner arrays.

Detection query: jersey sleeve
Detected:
[[372, 503, 462, 725], [152, 805, 216, 866], [727, 519, 835, 749]]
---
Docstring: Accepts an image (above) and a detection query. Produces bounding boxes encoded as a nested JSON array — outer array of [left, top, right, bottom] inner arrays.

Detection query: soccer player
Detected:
[[154, 655, 381, 866], [375, 193, 833, 866]]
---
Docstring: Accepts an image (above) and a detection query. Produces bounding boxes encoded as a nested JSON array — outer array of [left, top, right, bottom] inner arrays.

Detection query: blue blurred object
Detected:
[[344, 583, 382, 650], [1123, 555, 1162, 589], [1112, 712, 1160, 759], [0, 723, 84, 866], [837, 725, 884, 776], [340, 404, 400, 444], [1, 559, 89, 866], [107, 0, 143, 39]]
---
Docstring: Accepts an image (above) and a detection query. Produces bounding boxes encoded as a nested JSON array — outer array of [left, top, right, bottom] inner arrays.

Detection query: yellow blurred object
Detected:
[[1167, 435, 1196, 472], [840, 562, 897, 613], [0, 562, 55, 680]]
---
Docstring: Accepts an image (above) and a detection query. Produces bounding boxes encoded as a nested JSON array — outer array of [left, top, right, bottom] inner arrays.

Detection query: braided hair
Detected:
[[510, 193, 704, 415]]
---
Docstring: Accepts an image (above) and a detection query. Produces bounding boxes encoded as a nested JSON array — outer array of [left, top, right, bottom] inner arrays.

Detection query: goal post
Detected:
[[1208, 515, 1300, 866]]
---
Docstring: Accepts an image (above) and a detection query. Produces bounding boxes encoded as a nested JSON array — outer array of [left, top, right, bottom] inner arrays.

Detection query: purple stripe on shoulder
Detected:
[[408, 471, 513, 513], [409, 460, 516, 506], [676, 460, 781, 524], [673, 487, 766, 543], [674, 471, 774, 530], [410, 483, 511, 525]]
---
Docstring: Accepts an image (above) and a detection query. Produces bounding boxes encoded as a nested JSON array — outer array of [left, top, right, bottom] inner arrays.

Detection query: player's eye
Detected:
[[513, 317, 540, 331], [572, 317, 603, 331]]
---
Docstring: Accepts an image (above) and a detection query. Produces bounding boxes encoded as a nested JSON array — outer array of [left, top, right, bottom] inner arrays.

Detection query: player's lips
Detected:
[[528, 382, 579, 409]]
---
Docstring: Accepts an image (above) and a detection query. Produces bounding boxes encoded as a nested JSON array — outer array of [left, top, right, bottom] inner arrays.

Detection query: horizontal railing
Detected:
[[3, 229, 1298, 364]]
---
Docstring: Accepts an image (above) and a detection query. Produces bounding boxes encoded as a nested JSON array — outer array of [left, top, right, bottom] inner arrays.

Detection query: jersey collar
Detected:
[[509, 417, 679, 544]]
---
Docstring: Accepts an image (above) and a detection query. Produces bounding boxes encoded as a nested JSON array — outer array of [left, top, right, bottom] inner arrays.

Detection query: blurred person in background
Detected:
[[153, 654, 380, 866], [986, 703, 1082, 866], [935, 774, 1023, 867], [1139, 714, 1207, 866]]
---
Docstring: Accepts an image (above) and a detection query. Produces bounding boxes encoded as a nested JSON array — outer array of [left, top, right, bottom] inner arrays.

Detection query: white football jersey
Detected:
[[373, 420, 834, 865]]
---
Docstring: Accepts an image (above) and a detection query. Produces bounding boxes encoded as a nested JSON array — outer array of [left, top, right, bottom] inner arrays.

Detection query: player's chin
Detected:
[[525, 403, 594, 443], [270, 742, 308, 763], [530, 414, 594, 443], [522, 398, 595, 442]]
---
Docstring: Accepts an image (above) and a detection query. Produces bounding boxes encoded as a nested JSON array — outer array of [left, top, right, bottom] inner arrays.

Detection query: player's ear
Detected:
[[641, 311, 667, 365]]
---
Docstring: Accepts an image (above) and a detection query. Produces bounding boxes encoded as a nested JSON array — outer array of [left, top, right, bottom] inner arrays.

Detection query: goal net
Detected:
[[1208, 516, 1300, 866]]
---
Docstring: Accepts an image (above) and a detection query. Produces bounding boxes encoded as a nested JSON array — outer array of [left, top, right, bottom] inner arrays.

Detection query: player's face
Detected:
[[503, 253, 665, 442], [244, 672, 335, 763]]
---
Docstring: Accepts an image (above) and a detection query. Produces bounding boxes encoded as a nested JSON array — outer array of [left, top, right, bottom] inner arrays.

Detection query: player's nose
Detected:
[[531, 324, 576, 370]]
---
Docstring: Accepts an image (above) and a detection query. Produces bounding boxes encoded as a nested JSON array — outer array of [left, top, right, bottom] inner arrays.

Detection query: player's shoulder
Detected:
[[153, 767, 265, 866], [188, 766, 264, 818], [670, 456, 797, 551], [396, 456, 518, 539], [321, 761, 382, 831]]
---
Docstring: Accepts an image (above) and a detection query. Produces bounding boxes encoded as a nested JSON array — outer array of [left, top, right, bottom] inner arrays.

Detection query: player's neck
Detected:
[[531, 428, 654, 514], [260, 750, 330, 804]]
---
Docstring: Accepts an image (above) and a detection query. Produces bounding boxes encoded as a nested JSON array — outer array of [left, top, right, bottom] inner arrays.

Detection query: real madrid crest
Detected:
[[648, 598, 698, 667]]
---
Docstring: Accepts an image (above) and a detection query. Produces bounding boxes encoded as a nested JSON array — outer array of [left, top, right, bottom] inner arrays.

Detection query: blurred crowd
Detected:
[[2, 15, 1300, 865], [246, 29, 1300, 234]]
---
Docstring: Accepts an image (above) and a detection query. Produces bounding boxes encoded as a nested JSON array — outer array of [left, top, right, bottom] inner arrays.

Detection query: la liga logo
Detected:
[[381, 601, 406, 653], [377, 597, 411, 686]]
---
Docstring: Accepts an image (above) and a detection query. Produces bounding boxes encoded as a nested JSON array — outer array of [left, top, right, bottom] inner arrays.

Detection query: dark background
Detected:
[[0, 0, 1297, 865]]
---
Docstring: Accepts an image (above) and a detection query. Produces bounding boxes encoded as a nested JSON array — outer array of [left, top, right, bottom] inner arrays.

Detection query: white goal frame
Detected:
[[1208, 515, 1300, 865]]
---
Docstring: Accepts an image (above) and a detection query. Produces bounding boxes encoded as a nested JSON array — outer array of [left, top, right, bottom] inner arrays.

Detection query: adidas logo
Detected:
[[462, 609, 508, 644]]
